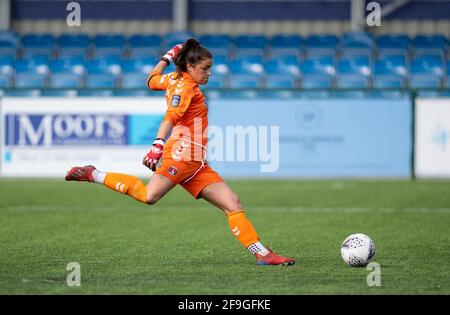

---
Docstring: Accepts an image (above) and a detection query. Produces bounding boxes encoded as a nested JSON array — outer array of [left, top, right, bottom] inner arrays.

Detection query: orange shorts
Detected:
[[155, 157, 223, 199]]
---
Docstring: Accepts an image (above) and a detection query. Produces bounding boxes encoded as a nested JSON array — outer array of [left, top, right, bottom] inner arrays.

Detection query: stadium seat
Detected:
[[57, 34, 90, 58], [300, 56, 335, 77], [128, 34, 162, 59], [336, 74, 369, 89], [301, 75, 333, 89], [412, 34, 447, 57], [409, 74, 442, 89], [0, 55, 14, 75], [205, 73, 227, 88], [198, 35, 232, 58], [92, 34, 125, 59], [14, 73, 47, 88], [269, 34, 302, 59], [49, 56, 86, 76], [221, 90, 259, 99], [333, 90, 367, 98], [211, 55, 230, 75], [0, 31, 19, 56], [296, 90, 331, 99], [49, 73, 82, 88], [22, 34, 55, 57], [341, 31, 374, 58], [14, 56, 50, 75], [121, 73, 148, 88], [410, 55, 444, 77], [164, 31, 196, 50], [305, 34, 339, 58], [264, 56, 300, 78], [228, 73, 263, 88], [366, 90, 408, 99], [376, 34, 410, 57], [265, 74, 298, 88], [374, 55, 408, 77], [337, 56, 371, 76], [0, 73, 11, 88], [85, 73, 116, 88], [86, 56, 121, 76], [228, 57, 264, 75], [257, 89, 295, 99], [121, 57, 156, 74], [373, 74, 405, 88], [233, 35, 267, 59]]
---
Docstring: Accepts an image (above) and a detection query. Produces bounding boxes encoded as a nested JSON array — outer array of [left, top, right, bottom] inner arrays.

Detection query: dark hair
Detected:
[[173, 38, 212, 77]]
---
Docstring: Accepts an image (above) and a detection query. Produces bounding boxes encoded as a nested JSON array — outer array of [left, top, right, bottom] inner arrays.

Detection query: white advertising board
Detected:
[[415, 98, 450, 178], [0, 97, 166, 177]]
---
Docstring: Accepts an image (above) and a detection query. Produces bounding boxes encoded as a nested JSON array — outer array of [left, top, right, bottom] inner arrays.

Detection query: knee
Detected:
[[146, 193, 160, 205], [229, 195, 243, 212]]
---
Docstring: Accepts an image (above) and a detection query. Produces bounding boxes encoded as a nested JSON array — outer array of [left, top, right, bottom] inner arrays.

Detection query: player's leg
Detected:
[[65, 165, 174, 204], [184, 166, 295, 266]]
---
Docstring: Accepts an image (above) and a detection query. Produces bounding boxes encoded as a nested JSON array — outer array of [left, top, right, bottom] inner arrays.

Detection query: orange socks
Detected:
[[227, 210, 260, 248], [104, 173, 148, 204]]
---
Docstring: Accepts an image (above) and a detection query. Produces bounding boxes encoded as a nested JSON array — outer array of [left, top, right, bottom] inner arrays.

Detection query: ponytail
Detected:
[[173, 38, 212, 78]]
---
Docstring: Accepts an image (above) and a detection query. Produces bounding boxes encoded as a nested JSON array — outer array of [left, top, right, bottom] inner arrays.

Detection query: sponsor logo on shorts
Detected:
[[168, 166, 178, 176]]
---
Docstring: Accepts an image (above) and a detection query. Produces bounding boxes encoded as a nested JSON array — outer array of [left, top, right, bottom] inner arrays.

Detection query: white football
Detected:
[[341, 233, 375, 267]]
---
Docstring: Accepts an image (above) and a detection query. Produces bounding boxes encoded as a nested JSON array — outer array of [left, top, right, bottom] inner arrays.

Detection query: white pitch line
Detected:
[[2, 205, 450, 213]]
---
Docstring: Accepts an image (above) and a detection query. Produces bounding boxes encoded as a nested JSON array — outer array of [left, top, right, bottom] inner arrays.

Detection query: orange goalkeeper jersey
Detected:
[[147, 70, 208, 162]]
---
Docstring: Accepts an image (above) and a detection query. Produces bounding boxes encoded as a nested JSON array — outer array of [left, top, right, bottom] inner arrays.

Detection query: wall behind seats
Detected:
[[9, 0, 450, 36]]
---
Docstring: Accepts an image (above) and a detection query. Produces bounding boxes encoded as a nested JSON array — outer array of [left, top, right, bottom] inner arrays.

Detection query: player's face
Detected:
[[187, 58, 212, 85]]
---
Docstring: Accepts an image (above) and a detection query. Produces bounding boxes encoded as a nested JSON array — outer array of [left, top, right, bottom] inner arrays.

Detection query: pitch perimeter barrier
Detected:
[[0, 93, 448, 178]]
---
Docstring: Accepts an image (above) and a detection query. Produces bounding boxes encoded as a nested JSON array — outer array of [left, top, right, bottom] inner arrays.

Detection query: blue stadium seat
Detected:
[[57, 34, 90, 58], [198, 35, 232, 57], [269, 34, 302, 58], [14, 73, 47, 88], [376, 34, 410, 57], [337, 56, 371, 76], [121, 73, 148, 88], [374, 55, 408, 77], [14, 55, 50, 75], [265, 74, 298, 88], [341, 32, 374, 58], [373, 74, 405, 88], [49, 56, 86, 76], [78, 89, 114, 97], [409, 74, 442, 89], [49, 73, 82, 88], [85, 73, 116, 88], [93, 34, 125, 58], [366, 90, 408, 99], [0, 31, 19, 56], [412, 34, 447, 57], [0, 73, 11, 88], [305, 34, 339, 58], [296, 90, 331, 99], [41, 89, 78, 97], [228, 73, 263, 88], [86, 56, 121, 76], [336, 74, 369, 89], [128, 34, 162, 58], [410, 55, 443, 77], [6, 89, 42, 97], [301, 75, 333, 89], [205, 73, 227, 88], [228, 57, 264, 75], [211, 55, 230, 75], [264, 56, 300, 78], [333, 91, 367, 99], [233, 35, 267, 59], [0, 55, 15, 75], [22, 34, 55, 57], [300, 56, 335, 76], [121, 57, 157, 74]]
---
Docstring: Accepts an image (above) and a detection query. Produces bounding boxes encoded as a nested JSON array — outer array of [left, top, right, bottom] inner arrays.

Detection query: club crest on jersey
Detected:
[[171, 95, 181, 107], [168, 166, 178, 176]]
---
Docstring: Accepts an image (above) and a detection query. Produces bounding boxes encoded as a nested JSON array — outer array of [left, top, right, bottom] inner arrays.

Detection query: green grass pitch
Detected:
[[0, 178, 449, 295]]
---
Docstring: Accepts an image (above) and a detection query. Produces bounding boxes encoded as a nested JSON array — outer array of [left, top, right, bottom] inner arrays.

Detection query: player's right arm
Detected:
[[147, 43, 183, 90]]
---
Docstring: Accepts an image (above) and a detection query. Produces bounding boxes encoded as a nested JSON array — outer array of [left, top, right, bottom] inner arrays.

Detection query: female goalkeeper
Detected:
[[65, 39, 295, 266]]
